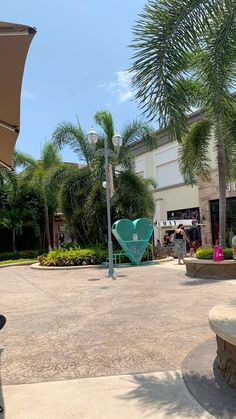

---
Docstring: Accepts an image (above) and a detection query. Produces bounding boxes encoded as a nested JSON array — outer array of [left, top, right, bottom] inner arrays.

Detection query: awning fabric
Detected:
[[0, 21, 36, 169]]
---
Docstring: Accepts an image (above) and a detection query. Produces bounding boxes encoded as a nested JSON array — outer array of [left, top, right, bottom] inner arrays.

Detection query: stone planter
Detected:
[[185, 258, 236, 279], [209, 304, 236, 388]]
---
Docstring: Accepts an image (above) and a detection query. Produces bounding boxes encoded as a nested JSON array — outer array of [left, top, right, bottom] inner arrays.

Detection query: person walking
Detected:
[[188, 221, 201, 256], [58, 233, 65, 248], [174, 224, 190, 264]]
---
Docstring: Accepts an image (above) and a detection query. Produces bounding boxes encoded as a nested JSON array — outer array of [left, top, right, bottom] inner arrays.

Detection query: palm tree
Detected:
[[57, 166, 94, 245], [130, 0, 236, 246], [53, 110, 155, 171], [50, 111, 156, 245], [0, 169, 19, 251], [16, 142, 62, 250], [112, 171, 155, 220], [48, 164, 155, 246], [0, 168, 43, 251]]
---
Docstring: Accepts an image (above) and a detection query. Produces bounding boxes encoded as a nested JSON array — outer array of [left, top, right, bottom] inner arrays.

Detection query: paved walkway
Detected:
[[2, 371, 212, 418], [0, 260, 235, 417]]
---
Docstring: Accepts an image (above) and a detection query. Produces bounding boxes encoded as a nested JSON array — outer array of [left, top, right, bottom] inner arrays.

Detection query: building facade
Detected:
[[131, 112, 201, 243], [199, 170, 236, 247], [132, 110, 236, 248]]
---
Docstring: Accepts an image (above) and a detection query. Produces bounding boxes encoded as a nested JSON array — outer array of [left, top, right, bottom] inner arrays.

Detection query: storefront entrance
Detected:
[[210, 197, 236, 246]]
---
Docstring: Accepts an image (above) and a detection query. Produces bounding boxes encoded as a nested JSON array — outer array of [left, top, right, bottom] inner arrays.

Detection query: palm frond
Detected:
[[223, 105, 236, 181], [58, 167, 92, 244], [46, 165, 77, 194], [18, 165, 36, 185], [113, 170, 155, 219], [193, 5, 236, 120], [121, 120, 156, 148], [94, 110, 114, 148], [13, 150, 36, 170], [178, 119, 212, 185], [41, 142, 61, 170], [116, 120, 156, 171], [52, 120, 91, 165], [130, 0, 228, 139], [0, 169, 18, 198]]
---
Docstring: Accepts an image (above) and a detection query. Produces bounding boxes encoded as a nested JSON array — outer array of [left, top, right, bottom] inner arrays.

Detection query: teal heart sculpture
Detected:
[[112, 218, 153, 265]]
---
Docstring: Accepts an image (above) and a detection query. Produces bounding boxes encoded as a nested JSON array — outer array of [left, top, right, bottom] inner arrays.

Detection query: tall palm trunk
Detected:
[[44, 198, 52, 251], [216, 122, 226, 247], [12, 229, 16, 252]]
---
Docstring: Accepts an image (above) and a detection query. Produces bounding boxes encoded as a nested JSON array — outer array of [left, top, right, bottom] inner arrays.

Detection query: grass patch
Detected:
[[0, 258, 36, 265]]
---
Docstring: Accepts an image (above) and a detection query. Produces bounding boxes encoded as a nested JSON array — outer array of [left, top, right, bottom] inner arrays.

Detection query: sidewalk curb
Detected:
[[30, 262, 103, 270], [0, 260, 37, 268], [31, 257, 173, 270]]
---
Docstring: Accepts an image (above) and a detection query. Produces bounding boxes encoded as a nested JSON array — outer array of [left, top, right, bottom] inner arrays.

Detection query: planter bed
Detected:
[[209, 304, 236, 388], [185, 257, 236, 279]]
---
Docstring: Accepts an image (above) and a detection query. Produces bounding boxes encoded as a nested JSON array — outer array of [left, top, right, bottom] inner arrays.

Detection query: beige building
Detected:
[[131, 109, 236, 247], [131, 112, 202, 242]]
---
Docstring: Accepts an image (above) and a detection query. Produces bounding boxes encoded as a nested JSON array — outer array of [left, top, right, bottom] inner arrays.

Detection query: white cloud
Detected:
[[100, 70, 134, 103], [119, 90, 133, 103], [22, 89, 36, 100]]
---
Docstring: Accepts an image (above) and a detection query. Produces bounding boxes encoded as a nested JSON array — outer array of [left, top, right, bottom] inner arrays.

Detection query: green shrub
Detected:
[[142, 243, 153, 261], [0, 250, 44, 262], [222, 248, 233, 259], [61, 242, 80, 250], [38, 247, 108, 266], [196, 247, 233, 260]]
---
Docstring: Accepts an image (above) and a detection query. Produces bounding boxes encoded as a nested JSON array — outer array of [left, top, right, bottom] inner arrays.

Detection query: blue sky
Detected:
[[1, 0, 151, 163]]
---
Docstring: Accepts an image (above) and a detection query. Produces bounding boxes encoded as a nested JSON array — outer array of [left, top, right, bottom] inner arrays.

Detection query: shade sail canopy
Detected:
[[0, 21, 36, 169]]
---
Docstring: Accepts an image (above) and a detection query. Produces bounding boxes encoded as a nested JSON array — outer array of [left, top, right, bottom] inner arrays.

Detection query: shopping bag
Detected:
[[213, 245, 224, 262]]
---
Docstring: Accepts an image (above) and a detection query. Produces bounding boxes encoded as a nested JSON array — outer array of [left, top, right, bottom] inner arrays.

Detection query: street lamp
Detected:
[[87, 128, 123, 278]]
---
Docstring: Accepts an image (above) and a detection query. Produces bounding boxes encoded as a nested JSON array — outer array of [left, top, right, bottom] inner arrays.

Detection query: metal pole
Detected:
[[104, 137, 115, 278], [152, 231, 155, 261]]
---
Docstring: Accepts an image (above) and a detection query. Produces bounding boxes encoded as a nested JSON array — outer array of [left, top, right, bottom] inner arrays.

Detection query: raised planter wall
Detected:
[[185, 258, 236, 279], [209, 304, 236, 388]]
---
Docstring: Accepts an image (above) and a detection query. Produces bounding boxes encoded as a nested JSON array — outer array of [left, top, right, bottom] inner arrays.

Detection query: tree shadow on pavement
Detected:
[[87, 278, 102, 281], [183, 365, 236, 418], [118, 371, 207, 417], [181, 278, 227, 286]]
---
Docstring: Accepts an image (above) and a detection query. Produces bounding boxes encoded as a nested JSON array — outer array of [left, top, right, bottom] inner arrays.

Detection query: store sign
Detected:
[[167, 207, 199, 221], [156, 219, 195, 228], [226, 182, 236, 192]]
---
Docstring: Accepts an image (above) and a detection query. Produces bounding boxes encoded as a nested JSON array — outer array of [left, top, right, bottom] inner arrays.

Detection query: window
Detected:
[[156, 160, 183, 188], [135, 157, 145, 178], [154, 144, 183, 188]]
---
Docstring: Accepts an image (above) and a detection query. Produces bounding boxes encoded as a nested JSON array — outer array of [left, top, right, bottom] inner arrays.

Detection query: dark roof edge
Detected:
[[130, 108, 203, 156]]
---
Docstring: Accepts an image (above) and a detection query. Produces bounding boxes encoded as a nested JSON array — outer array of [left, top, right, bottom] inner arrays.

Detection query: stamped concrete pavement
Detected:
[[0, 260, 235, 417]]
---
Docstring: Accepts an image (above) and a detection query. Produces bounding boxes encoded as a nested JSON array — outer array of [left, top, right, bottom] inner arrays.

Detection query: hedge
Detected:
[[38, 247, 108, 266], [38, 244, 154, 267], [195, 247, 233, 260], [0, 250, 44, 262]]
